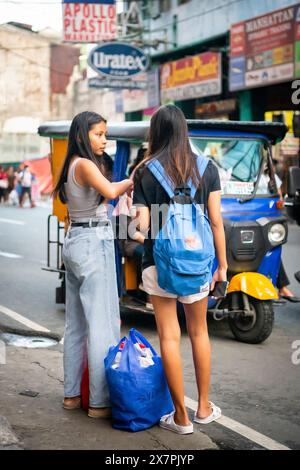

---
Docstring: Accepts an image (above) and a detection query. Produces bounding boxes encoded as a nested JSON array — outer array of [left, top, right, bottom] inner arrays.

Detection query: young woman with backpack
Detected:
[[52, 111, 133, 418], [133, 105, 227, 434]]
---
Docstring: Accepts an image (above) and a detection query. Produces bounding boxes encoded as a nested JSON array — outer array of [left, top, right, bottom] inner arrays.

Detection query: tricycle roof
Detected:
[[38, 119, 287, 144]]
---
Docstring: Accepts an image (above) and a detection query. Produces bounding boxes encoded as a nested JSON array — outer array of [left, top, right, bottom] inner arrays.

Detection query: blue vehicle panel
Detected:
[[257, 246, 282, 285], [221, 198, 282, 221]]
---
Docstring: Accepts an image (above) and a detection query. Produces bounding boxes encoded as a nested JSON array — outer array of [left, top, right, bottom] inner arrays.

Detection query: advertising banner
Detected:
[[62, 0, 116, 43], [160, 52, 222, 103], [229, 3, 300, 91]]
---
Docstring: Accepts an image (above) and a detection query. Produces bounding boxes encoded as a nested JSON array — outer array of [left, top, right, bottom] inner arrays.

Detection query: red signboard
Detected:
[[230, 22, 246, 58], [62, 1, 117, 43]]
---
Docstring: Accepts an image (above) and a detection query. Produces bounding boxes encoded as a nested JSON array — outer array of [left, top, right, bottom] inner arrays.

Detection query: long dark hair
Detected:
[[146, 104, 200, 188], [52, 111, 107, 203]]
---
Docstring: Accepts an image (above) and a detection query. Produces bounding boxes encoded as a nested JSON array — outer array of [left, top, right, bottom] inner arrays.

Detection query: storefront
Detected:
[[195, 98, 238, 120]]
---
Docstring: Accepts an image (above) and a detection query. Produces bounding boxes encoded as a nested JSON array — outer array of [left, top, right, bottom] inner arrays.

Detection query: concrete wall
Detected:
[[0, 24, 51, 131], [0, 24, 81, 163]]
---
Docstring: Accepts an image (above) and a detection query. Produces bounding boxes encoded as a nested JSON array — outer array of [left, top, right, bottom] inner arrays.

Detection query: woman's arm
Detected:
[[76, 159, 133, 199], [207, 190, 227, 288]]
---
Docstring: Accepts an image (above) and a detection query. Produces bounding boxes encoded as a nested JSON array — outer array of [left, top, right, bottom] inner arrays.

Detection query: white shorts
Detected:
[[142, 265, 209, 305]]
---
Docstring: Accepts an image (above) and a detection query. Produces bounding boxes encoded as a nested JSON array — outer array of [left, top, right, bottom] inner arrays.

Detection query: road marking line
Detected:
[[0, 305, 50, 333], [0, 251, 23, 259], [0, 218, 25, 225], [184, 396, 291, 451]]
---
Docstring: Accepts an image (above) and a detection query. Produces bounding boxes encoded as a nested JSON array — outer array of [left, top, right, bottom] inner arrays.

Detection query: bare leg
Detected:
[[150, 295, 190, 426], [183, 297, 213, 419]]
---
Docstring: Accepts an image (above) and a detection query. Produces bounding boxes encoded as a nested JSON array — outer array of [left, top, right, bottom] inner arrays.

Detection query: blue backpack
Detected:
[[146, 155, 215, 296]]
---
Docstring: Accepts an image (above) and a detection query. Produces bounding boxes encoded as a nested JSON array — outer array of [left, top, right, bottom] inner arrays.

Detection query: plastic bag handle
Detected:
[[108, 336, 127, 365], [129, 328, 157, 356]]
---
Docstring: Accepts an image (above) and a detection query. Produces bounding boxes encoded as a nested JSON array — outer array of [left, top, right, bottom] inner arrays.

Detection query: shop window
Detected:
[[160, 0, 171, 12]]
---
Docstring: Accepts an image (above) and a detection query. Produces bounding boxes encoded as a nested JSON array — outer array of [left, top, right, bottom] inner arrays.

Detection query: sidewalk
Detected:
[[0, 334, 218, 451]]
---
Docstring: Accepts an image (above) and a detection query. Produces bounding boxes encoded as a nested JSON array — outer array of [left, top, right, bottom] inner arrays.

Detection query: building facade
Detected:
[[0, 23, 80, 163], [137, 0, 300, 122]]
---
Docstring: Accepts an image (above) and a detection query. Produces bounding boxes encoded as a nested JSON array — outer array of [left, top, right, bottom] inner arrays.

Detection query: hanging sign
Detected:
[[62, 0, 116, 43], [88, 42, 150, 78]]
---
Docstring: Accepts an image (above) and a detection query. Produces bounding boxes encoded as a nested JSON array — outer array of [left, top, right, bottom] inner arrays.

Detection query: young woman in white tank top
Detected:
[[52, 112, 133, 418]]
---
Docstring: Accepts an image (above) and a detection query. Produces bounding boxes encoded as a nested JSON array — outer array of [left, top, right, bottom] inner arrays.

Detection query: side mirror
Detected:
[[285, 166, 300, 225], [292, 113, 300, 139], [287, 166, 300, 196]]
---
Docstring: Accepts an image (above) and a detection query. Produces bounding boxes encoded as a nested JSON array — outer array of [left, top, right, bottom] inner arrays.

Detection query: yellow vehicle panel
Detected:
[[228, 272, 278, 300], [51, 138, 68, 223]]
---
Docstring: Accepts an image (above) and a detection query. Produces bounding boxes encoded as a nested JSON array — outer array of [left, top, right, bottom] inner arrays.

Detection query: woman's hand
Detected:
[[210, 266, 227, 292], [124, 178, 134, 196]]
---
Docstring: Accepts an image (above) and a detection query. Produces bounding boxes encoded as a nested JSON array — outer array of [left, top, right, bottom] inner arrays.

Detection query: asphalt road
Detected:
[[0, 202, 299, 450]]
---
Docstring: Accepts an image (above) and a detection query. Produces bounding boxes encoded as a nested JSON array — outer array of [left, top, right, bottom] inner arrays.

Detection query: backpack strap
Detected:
[[189, 154, 209, 199], [147, 155, 209, 200], [146, 159, 175, 198]]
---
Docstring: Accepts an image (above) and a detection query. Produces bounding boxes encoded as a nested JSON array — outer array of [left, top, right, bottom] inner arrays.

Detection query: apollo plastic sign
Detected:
[[88, 42, 150, 79]]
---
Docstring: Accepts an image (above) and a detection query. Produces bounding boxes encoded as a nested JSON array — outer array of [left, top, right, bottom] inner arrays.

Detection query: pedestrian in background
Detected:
[[0, 165, 8, 203], [18, 163, 35, 208], [52, 111, 133, 418], [7, 166, 16, 194]]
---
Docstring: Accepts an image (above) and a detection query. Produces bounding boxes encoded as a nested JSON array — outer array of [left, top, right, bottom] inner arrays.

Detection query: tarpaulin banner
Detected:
[[160, 52, 222, 103], [229, 3, 300, 91]]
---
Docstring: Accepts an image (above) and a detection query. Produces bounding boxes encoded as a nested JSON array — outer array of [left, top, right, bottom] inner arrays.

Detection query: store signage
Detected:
[[229, 3, 300, 91], [88, 43, 150, 78], [114, 69, 160, 113], [196, 99, 236, 117], [160, 52, 222, 103], [88, 76, 147, 90], [62, 0, 116, 43]]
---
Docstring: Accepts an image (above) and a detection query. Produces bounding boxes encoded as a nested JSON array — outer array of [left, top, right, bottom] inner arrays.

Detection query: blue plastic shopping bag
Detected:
[[104, 328, 174, 432]]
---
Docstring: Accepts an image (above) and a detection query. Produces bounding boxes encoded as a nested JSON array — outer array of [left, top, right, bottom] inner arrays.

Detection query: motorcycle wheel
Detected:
[[228, 297, 274, 344]]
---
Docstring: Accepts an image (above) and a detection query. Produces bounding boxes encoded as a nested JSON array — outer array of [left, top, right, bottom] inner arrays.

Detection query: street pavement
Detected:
[[0, 202, 299, 450]]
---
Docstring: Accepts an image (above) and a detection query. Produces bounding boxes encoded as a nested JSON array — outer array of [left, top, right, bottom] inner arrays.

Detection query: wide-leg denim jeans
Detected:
[[62, 220, 120, 407]]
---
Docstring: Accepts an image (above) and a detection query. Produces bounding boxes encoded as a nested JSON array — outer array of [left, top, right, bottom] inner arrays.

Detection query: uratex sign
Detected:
[[88, 43, 150, 79]]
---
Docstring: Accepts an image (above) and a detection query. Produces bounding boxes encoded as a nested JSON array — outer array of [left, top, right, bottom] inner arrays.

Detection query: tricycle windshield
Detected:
[[190, 137, 274, 197]]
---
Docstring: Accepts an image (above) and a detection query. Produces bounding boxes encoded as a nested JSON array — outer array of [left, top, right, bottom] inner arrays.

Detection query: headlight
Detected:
[[268, 223, 286, 244]]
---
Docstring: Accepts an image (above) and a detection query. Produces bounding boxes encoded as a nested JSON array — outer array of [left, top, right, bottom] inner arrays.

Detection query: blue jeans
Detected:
[[62, 220, 120, 407]]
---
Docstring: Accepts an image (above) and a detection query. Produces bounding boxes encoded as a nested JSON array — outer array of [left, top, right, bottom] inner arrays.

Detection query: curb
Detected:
[[0, 324, 61, 342], [0, 415, 23, 450]]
